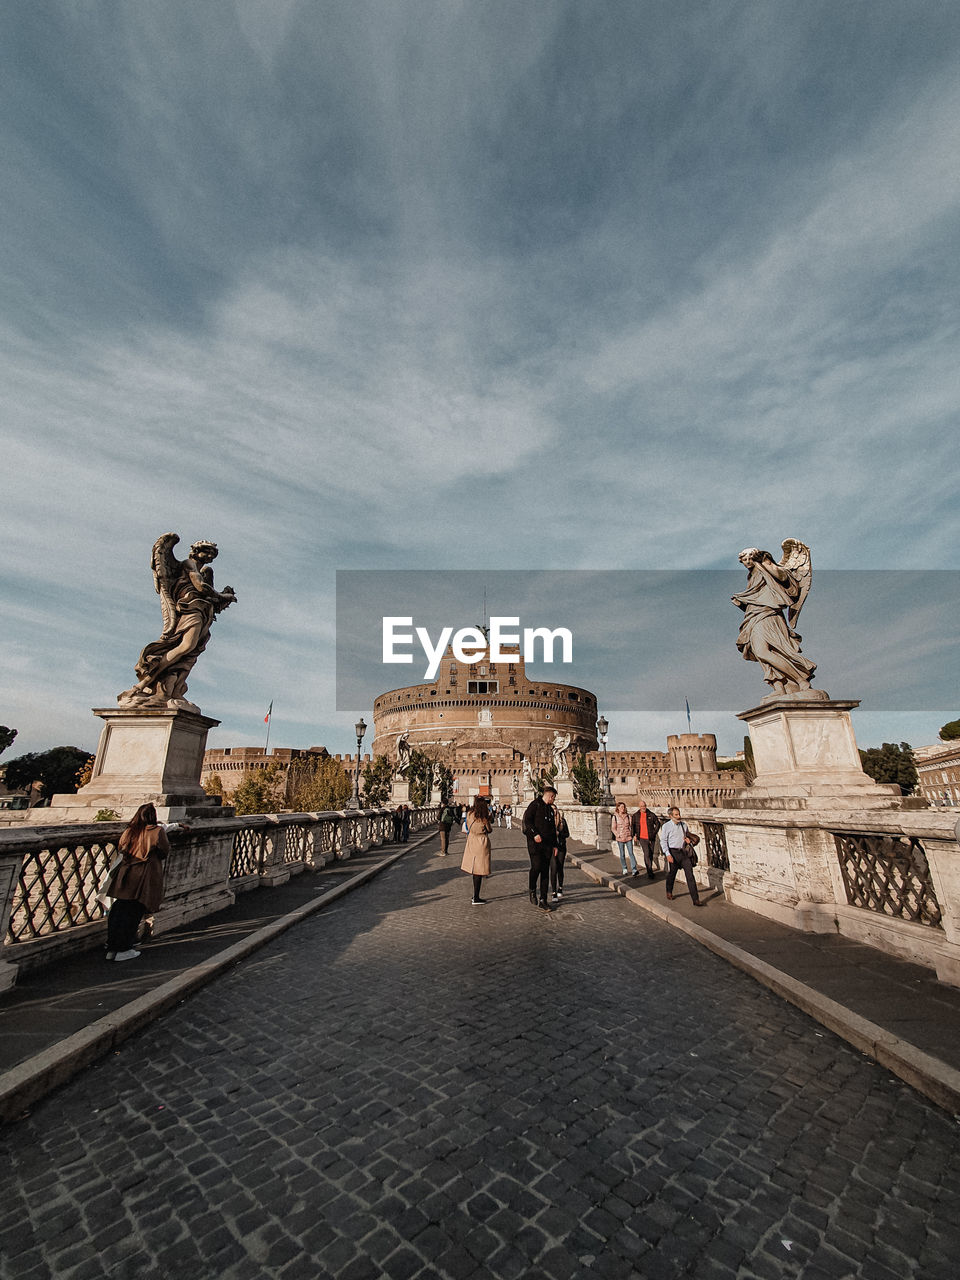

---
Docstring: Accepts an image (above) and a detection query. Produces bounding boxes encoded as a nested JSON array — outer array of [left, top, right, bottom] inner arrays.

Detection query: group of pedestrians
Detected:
[[486, 801, 513, 828], [456, 785, 569, 910], [611, 800, 704, 907], [446, 790, 703, 910], [391, 804, 411, 843]]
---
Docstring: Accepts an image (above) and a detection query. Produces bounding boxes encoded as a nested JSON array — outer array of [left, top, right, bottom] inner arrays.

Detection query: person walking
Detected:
[[659, 806, 703, 906], [438, 799, 456, 855], [522, 785, 558, 911], [503, 804, 513, 830], [461, 795, 492, 904], [392, 806, 403, 842], [104, 803, 170, 961], [631, 800, 662, 879], [550, 805, 570, 902], [400, 804, 411, 843], [611, 801, 638, 876]]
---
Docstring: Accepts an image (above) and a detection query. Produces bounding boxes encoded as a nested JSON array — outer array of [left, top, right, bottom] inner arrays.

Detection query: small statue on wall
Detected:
[[118, 533, 237, 712], [732, 539, 816, 694]]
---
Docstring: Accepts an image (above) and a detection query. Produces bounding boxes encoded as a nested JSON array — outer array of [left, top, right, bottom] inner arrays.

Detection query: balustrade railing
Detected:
[[702, 821, 729, 872], [1, 805, 440, 974], [833, 831, 943, 929], [9, 833, 119, 943]]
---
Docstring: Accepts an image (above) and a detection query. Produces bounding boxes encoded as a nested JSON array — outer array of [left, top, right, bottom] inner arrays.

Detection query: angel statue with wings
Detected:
[[118, 534, 237, 711], [731, 540, 816, 694]]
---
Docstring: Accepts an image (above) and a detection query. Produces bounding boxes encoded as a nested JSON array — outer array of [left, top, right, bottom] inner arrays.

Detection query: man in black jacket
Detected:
[[631, 801, 662, 879], [522, 785, 558, 911]]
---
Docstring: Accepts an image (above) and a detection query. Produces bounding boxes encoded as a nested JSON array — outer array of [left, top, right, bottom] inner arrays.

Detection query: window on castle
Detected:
[[467, 680, 498, 694]]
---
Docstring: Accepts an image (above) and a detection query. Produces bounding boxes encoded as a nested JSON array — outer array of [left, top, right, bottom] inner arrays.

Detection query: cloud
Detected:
[[2, 4, 959, 756]]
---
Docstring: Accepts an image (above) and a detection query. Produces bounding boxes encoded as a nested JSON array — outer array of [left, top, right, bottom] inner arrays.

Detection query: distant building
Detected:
[[372, 643, 745, 808], [201, 745, 367, 807], [914, 742, 960, 808], [589, 735, 747, 809], [204, 642, 747, 810]]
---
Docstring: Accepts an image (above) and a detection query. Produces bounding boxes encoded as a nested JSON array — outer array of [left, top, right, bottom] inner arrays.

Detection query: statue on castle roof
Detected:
[[732, 539, 816, 694], [118, 533, 237, 713]]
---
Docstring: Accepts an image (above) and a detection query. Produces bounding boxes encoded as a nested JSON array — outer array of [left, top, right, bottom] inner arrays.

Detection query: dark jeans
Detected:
[[107, 898, 146, 952], [527, 843, 553, 902], [550, 845, 567, 894], [636, 837, 655, 874], [665, 852, 700, 904]]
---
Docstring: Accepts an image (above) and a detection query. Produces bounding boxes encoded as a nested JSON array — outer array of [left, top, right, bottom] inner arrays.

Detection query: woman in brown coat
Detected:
[[105, 803, 170, 961], [460, 795, 492, 905]]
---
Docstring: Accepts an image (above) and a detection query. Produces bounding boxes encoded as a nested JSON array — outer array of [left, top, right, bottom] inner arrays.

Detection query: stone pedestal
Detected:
[[390, 778, 410, 804], [21, 706, 225, 824], [731, 691, 903, 810], [555, 776, 576, 806]]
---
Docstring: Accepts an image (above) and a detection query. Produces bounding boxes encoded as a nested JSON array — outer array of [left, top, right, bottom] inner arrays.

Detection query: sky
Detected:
[[1, 1, 958, 765]]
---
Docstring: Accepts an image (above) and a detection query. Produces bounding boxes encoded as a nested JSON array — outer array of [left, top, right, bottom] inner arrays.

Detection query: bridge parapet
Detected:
[[563, 802, 960, 987], [0, 805, 440, 987]]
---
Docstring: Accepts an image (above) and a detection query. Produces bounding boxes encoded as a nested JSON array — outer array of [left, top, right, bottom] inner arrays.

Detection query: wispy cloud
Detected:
[[2, 3, 958, 756]]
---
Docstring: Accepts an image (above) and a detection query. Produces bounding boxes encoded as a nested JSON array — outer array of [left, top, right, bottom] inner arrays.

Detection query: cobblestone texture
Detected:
[[3, 829, 960, 1279]]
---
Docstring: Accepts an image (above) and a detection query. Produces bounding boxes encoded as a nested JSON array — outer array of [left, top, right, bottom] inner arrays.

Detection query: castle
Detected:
[[201, 643, 745, 809]]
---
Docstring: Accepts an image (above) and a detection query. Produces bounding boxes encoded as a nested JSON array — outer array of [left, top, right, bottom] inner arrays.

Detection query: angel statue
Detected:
[[551, 729, 572, 778], [394, 732, 411, 779], [731, 539, 816, 694], [118, 534, 237, 712]]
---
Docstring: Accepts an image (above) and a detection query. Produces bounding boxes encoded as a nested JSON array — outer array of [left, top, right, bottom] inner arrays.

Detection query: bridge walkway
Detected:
[[2, 826, 960, 1279]]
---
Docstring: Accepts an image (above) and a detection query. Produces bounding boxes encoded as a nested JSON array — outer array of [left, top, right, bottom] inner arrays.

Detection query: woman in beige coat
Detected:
[[104, 803, 170, 961], [461, 795, 492, 905]]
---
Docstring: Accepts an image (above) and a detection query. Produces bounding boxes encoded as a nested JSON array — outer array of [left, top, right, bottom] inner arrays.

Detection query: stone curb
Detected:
[[569, 852, 960, 1116], [0, 833, 436, 1127]]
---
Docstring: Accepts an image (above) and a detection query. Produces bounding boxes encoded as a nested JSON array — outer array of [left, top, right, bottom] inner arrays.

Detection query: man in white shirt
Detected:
[[659, 806, 703, 907]]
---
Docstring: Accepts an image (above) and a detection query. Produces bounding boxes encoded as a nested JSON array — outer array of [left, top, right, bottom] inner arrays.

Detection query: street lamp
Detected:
[[351, 717, 367, 808], [597, 715, 613, 805]]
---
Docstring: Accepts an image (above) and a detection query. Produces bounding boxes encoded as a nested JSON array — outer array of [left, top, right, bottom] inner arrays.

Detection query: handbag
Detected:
[[96, 854, 124, 909]]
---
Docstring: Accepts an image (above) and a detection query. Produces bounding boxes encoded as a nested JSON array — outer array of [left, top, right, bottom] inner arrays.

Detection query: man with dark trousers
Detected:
[[522, 785, 558, 911], [631, 800, 662, 879], [659, 805, 703, 906]]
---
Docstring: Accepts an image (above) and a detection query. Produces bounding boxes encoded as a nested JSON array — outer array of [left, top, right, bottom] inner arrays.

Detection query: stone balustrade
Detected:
[[0, 805, 440, 989], [563, 802, 960, 986]]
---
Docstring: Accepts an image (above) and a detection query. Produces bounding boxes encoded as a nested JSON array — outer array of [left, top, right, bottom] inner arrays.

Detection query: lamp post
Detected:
[[597, 715, 613, 805], [351, 717, 366, 809]]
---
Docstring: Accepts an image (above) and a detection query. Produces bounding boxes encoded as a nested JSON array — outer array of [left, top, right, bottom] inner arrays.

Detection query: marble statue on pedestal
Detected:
[[732, 540, 816, 694], [551, 730, 572, 779], [394, 732, 411, 779], [119, 534, 237, 713]]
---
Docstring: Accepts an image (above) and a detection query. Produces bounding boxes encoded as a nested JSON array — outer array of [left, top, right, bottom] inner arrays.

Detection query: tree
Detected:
[[434, 763, 454, 803], [939, 719, 960, 742], [0, 727, 16, 758], [204, 772, 224, 797], [571, 753, 603, 805], [2, 747, 95, 801], [361, 755, 394, 807], [289, 755, 352, 812], [859, 742, 918, 795], [232, 761, 288, 815], [407, 748, 436, 807]]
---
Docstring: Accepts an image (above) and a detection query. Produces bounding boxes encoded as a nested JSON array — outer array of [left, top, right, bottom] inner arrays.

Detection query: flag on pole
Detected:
[[264, 701, 273, 724], [685, 698, 691, 731]]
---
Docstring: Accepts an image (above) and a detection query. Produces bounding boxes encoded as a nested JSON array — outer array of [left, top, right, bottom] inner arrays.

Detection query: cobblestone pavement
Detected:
[[3, 829, 960, 1280]]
